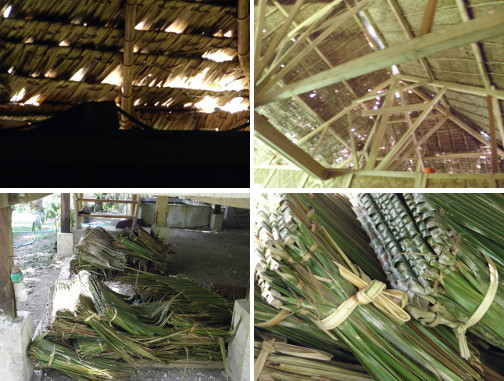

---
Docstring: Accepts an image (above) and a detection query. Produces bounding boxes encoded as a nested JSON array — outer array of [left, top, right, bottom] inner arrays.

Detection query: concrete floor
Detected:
[[33, 224, 249, 381]]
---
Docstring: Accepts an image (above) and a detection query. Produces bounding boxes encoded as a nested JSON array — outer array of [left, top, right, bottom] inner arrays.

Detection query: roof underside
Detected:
[[255, 0, 504, 174], [0, 0, 250, 131]]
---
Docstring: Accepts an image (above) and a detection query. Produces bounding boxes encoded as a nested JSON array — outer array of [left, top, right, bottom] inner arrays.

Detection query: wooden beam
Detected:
[[121, 0, 136, 129], [366, 79, 397, 169], [0, 203, 16, 319], [256, 0, 305, 77], [255, 112, 328, 179], [492, 94, 504, 144], [376, 88, 447, 170], [353, 82, 427, 104], [61, 193, 71, 234], [257, 0, 371, 96], [400, 74, 504, 100], [256, 11, 504, 105], [488, 96, 500, 173], [454, 0, 491, 89], [361, 103, 428, 116], [392, 116, 448, 168], [286, 0, 345, 38], [419, 0, 437, 36]]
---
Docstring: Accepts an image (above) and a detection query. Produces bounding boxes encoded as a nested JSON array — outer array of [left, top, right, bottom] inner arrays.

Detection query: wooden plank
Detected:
[[255, 111, 328, 179], [155, 196, 169, 226], [78, 214, 135, 219], [419, 0, 437, 36], [488, 95, 500, 173], [61, 193, 71, 234], [361, 103, 428, 116], [400, 74, 504, 100], [0, 205, 16, 319], [256, 11, 504, 105], [78, 198, 138, 204], [376, 88, 447, 170]]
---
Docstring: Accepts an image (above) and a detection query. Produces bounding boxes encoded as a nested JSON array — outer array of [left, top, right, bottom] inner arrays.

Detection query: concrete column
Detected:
[[210, 214, 223, 231], [0, 311, 33, 381], [151, 225, 170, 245], [57, 232, 74, 258], [227, 299, 250, 381]]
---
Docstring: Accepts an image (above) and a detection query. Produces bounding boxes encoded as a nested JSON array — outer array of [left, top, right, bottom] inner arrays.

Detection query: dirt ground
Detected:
[[12, 218, 249, 381]]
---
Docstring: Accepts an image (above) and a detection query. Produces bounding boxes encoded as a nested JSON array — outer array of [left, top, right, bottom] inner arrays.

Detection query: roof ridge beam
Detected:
[[256, 10, 504, 105]]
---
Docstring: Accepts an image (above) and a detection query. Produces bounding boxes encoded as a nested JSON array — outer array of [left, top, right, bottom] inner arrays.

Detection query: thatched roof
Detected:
[[254, 0, 504, 185], [0, 0, 249, 131]]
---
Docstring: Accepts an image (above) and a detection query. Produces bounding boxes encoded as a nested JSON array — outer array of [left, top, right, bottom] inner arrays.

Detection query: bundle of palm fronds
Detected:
[[116, 225, 172, 273], [353, 193, 504, 359], [30, 272, 233, 380], [255, 193, 484, 380], [70, 226, 171, 276], [254, 333, 372, 381], [70, 227, 127, 276]]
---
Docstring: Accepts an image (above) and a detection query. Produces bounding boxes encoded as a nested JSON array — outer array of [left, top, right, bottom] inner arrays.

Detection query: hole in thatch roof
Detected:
[[8, 67, 14, 74], [10, 88, 25, 103], [220, 97, 248, 113], [102, 65, 122, 86], [70, 68, 86, 82], [134, 99, 141, 106], [161, 98, 172, 108], [135, 21, 146, 30], [24, 37, 34, 44], [25, 94, 42, 106], [165, 19, 188, 34], [44, 69, 58, 79], [2, 5, 11, 18], [202, 49, 235, 62], [71, 16, 83, 25], [59, 41, 70, 47]]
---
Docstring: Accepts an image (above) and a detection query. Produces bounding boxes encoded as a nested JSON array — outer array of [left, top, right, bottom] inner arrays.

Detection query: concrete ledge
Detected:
[[227, 299, 250, 381], [56, 232, 74, 258], [151, 225, 170, 245], [0, 311, 33, 381], [210, 214, 224, 231]]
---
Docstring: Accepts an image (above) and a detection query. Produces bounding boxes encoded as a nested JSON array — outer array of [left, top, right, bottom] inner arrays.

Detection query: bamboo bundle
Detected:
[[255, 193, 484, 380], [353, 193, 504, 358]]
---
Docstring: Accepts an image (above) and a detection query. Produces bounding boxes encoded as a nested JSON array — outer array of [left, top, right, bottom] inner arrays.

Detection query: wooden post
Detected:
[[61, 193, 71, 233], [213, 205, 222, 215], [121, 0, 136, 129], [0, 203, 16, 319], [155, 196, 169, 226], [74, 193, 83, 229], [130, 194, 138, 217], [488, 96, 500, 173]]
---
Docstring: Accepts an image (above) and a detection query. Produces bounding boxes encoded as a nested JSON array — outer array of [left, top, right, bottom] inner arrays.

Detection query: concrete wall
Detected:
[[141, 203, 212, 228]]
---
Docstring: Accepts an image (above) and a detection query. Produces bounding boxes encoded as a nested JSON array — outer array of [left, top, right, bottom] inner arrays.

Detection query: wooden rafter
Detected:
[[361, 103, 428, 116], [256, 11, 504, 105], [376, 88, 447, 170], [255, 111, 328, 179], [419, 0, 437, 36], [399, 74, 504, 100]]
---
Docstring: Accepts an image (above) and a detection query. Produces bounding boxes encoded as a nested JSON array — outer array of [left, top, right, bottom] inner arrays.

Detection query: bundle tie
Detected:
[[255, 309, 290, 328], [84, 311, 101, 322], [48, 344, 56, 367], [455, 253, 498, 359], [109, 308, 118, 327], [318, 263, 410, 331]]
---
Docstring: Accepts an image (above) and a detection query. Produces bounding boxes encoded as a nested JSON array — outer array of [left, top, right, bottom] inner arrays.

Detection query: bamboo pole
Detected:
[[238, 0, 250, 82], [488, 95, 500, 173], [121, 0, 136, 129]]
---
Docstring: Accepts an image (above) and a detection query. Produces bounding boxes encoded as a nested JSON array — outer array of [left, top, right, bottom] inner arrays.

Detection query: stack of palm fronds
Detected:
[[353, 193, 504, 359], [255, 193, 484, 380], [30, 272, 233, 380], [70, 226, 172, 276]]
